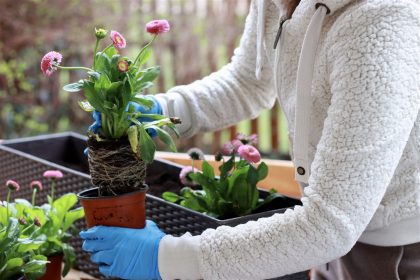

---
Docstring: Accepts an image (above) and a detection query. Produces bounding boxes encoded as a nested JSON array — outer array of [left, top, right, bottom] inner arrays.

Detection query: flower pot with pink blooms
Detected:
[[163, 134, 298, 220], [41, 21, 179, 229], [0, 171, 84, 280]]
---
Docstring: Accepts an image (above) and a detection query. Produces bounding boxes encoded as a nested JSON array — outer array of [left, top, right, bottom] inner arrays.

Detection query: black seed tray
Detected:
[[0, 132, 307, 280]]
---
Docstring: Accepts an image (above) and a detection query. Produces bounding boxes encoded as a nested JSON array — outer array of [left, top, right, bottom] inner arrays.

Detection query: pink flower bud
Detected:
[[30, 180, 43, 191], [221, 142, 235, 156], [40, 51, 62, 77], [237, 145, 261, 163], [110, 31, 126, 50], [43, 170, 63, 179], [6, 180, 20, 191], [231, 139, 243, 153], [179, 166, 200, 186], [117, 60, 129, 72], [18, 217, 28, 225], [146, 19, 170, 35], [34, 217, 42, 227]]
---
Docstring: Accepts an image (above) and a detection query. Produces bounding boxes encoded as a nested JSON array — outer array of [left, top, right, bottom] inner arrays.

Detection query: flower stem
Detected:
[[93, 38, 100, 69], [6, 190, 11, 221], [101, 43, 114, 57], [133, 35, 157, 65], [51, 180, 55, 201], [57, 65, 94, 72], [31, 189, 37, 206]]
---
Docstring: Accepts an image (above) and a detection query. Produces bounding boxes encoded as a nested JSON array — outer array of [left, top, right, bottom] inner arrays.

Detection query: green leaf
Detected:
[[94, 72, 112, 93], [202, 161, 215, 180], [219, 155, 235, 178], [132, 96, 154, 108], [135, 81, 154, 93], [63, 207, 84, 232], [83, 81, 105, 112], [137, 48, 152, 66], [137, 124, 156, 163], [52, 194, 78, 228], [152, 126, 177, 152], [63, 82, 83, 93], [17, 238, 44, 252], [137, 66, 160, 84], [162, 192, 182, 203], [78, 100, 94, 112], [257, 162, 269, 181], [127, 126, 139, 155], [62, 243, 76, 277], [22, 255, 48, 280]]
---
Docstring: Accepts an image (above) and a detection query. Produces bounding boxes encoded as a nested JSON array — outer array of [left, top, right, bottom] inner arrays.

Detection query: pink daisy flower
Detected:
[[40, 51, 62, 77], [30, 180, 43, 191], [146, 20, 170, 35], [237, 145, 261, 164], [43, 170, 63, 179], [110, 31, 126, 50], [6, 180, 20, 191], [179, 166, 200, 186]]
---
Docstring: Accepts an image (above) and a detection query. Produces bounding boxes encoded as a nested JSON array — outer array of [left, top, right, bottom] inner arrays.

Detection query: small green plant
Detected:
[[0, 217, 48, 280], [0, 171, 85, 278], [163, 134, 278, 218]]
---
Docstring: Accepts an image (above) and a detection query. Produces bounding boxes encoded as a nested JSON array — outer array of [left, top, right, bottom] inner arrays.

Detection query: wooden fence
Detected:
[[0, 0, 289, 158]]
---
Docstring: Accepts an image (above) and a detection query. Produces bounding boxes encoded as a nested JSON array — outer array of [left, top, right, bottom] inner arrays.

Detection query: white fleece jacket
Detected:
[[156, 0, 420, 279]]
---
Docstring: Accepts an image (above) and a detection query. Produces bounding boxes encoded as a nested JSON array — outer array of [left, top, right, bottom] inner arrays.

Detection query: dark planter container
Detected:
[[37, 254, 63, 280], [0, 132, 308, 280]]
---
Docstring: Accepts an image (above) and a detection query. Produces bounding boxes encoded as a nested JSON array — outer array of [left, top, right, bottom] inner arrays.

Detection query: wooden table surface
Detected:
[[64, 268, 97, 280]]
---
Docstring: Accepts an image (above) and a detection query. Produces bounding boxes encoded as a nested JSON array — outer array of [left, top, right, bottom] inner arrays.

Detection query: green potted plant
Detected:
[[163, 134, 279, 219], [0, 181, 48, 280], [40, 21, 178, 229], [9, 172, 85, 280]]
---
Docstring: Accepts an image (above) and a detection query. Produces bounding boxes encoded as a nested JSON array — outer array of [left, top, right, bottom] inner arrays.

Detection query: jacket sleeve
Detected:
[[197, 3, 420, 279], [155, 0, 276, 138]]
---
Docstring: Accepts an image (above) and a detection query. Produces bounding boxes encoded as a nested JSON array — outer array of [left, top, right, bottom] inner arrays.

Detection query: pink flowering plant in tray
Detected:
[[41, 20, 177, 164], [163, 134, 277, 218]]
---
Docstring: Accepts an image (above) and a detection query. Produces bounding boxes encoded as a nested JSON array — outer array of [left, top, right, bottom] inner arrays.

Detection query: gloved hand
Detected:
[[80, 220, 165, 280], [88, 95, 162, 136]]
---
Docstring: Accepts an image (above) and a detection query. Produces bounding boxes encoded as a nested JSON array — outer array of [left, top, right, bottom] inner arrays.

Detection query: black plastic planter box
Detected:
[[0, 132, 308, 280]]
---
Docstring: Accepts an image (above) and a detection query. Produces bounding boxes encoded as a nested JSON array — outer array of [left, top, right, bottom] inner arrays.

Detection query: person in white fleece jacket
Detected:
[[80, 0, 420, 279]]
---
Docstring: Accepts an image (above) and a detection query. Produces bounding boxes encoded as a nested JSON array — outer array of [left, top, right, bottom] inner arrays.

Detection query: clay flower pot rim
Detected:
[[77, 185, 149, 200]]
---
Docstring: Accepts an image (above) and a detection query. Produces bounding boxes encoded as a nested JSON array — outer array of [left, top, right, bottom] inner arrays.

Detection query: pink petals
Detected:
[[30, 180, 43, 191], [43, 170, 63, 179], [110, 30, 126, 50], [179, 166, 200, 186], [238, 145, 261, 163], [6, 180, 20, 191], [40, 51, 62, 76], [146, 20, 170, 35]]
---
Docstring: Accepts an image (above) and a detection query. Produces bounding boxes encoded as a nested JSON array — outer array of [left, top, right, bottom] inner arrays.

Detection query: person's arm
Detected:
[[155, 1, 275, 138], [161, 2, 420, 279]]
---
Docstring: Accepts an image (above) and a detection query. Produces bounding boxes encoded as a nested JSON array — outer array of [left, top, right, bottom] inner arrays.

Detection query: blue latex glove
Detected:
[[88, 95, 162, 136], [80, 220, 165, 280]]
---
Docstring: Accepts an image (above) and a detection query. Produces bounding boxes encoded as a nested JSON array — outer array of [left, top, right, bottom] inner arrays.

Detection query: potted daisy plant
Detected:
[[40, 20, 179, 229]]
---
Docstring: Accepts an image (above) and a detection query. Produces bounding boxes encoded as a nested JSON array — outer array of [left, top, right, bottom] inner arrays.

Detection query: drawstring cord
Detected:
[[293, 3, 329, 183], [255, 0, 265, 80]]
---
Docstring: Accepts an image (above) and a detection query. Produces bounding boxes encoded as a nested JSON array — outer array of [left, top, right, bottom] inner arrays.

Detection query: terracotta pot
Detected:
[[78, 186, 148, 229], [37, 254, 63, 280]]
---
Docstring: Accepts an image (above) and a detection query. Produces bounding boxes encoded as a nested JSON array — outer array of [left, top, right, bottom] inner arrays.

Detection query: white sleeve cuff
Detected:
[[158, 233, 202, 280], [155, 92, 194, 137]]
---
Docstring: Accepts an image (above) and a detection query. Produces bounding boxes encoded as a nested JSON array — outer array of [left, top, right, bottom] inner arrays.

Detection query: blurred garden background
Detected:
[[0, 0, 290, 159]]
